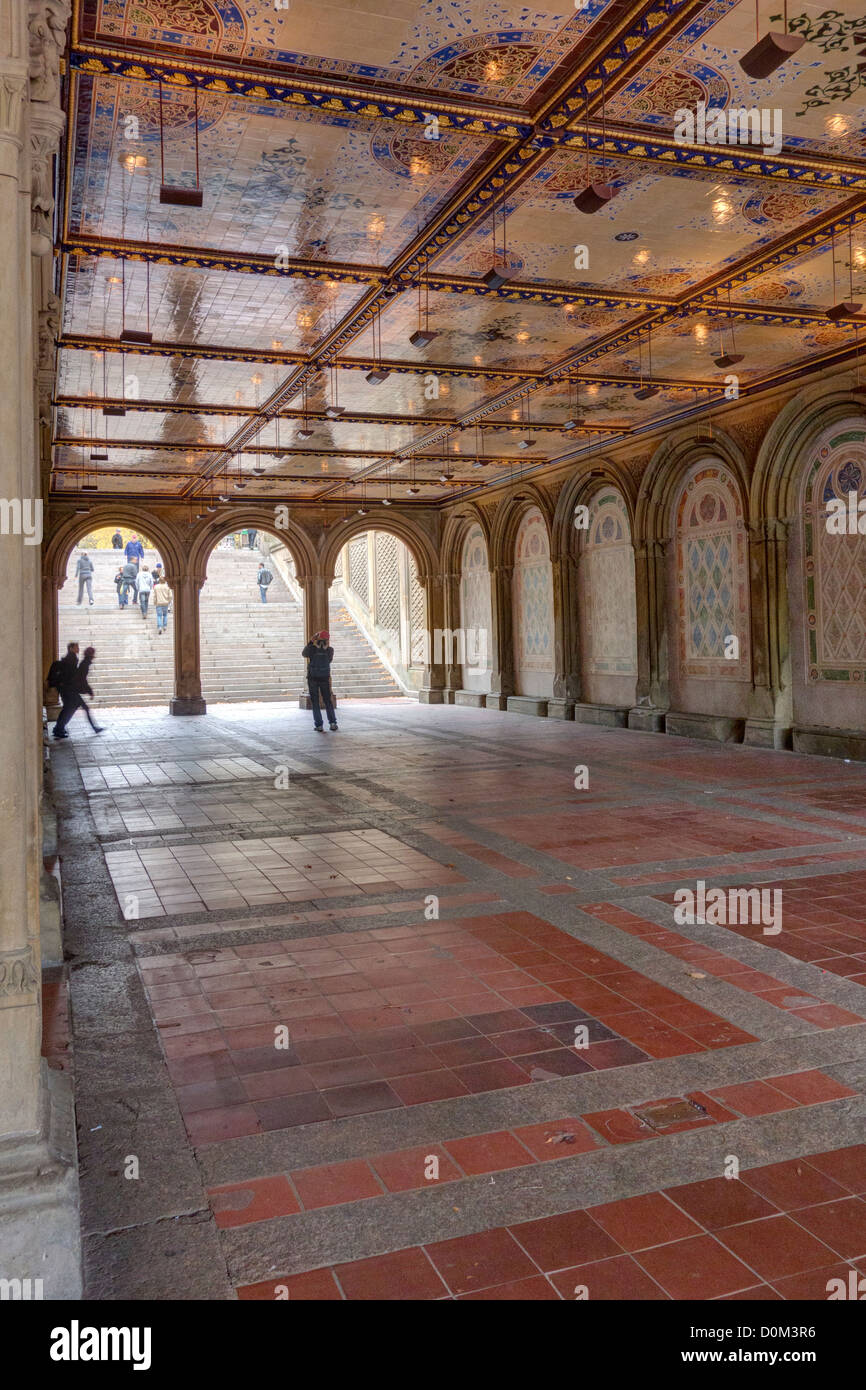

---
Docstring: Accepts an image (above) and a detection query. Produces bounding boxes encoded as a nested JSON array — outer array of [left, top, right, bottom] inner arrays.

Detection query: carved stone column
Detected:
[[418, 571, 446, 703], [441, 569, 462, 700], [744, 517, 793, 748], [170, 574, 207, 715], [486, 563, 514, 709], [0, 0, 79, 1297], [629, 538, 668, 731], [549, 550, 578, 718]]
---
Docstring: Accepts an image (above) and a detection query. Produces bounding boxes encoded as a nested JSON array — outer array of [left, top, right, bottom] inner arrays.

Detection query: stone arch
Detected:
[[440, 502, 489, 577], [488, 484, 552, 571], [510, 503, 555, 700], [186, 509, 318, 587], [551, 459, 636, 561], [319, 511, 439, 588], [44, 505, 185, 585], [759, 399, 866, 745], [576, 482, 639, 709], [457, 521, 493, 695], [637, 427, 751, 542], [42, 506, 186, 693]]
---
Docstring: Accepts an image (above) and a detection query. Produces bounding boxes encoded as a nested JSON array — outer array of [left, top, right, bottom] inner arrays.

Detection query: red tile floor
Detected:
[[65, 701, 866, 1301]]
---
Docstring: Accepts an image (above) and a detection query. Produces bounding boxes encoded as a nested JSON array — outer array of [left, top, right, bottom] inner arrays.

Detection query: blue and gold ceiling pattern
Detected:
[[53, 0, 866, 503]]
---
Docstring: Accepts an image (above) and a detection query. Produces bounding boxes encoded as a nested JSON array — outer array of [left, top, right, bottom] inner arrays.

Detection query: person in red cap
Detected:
[[302, 630, 338, 732]]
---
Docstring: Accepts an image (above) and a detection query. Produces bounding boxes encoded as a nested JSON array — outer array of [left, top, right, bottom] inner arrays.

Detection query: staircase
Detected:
[[58, 544, 402, 706]]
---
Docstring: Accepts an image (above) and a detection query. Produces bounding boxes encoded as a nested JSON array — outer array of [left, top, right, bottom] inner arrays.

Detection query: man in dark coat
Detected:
[[51, 643, 104, 739], [120, 560, 139, 605], [302, 631, 338, 732], [111, 529, 123, 549]]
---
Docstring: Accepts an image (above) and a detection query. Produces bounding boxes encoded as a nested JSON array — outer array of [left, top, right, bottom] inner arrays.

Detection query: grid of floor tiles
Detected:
[[140, 911, 763, 1143], [234, 1149, 866, 1300], [107, 829, 463, 917], [62, 701, 866, 1301]]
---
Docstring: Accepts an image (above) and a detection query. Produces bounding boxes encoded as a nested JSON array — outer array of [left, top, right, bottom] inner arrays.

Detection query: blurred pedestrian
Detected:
[[111, 529, 123, 550], [114, 567, 126, 607], [49, 643, 104, 739]]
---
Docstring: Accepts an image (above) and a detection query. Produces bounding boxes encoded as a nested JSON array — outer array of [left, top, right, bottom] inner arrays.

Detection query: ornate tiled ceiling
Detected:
[[54, 0, 866, 505]]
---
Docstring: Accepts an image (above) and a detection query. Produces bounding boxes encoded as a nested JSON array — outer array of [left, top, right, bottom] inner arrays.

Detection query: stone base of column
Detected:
[[484, 694, 508, 711], [454, 690, 485, 708], [665, 711, 745, 743], [744, 717, 793, 751], [574, 702, 628, 727], [627, 706, 666, 733], [793, 725, 866, 762], [0, 1064, 81, 1299], [506, 696, 548, 718], [418, 689, 446, 704], [169, 696, 207, 716], [547, 699, 575, 721]]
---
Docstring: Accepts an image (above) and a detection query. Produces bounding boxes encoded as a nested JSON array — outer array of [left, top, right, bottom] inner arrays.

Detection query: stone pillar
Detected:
[[301, 570, 329, 641], [418, 572, 446, 703], [170, 573, 207, 715], [744, 518, 793, 748], [629, 538, 668, 731], [41, 572, 60, 716], [442, 569, 462, 700], [0, 0, 80, 1297], [549, 550, 578, 718], [486, 563, 514, 709]]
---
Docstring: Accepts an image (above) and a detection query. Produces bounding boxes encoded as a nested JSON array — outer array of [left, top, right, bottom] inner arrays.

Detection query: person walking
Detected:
[[137, 564, 154, 619], [124, 533, 144, 568], [302, 631, 338, 732], [248, 527, 257, 550], [75, 551, 95, 605], [120, 559, 138, 606], [111, 529, 123, 550], [152, 561, 163, 583], [154, 576, 171, 635], [49, 643, 104, 739], [114, 567, 126, 608], [257, 561, 273, 603]]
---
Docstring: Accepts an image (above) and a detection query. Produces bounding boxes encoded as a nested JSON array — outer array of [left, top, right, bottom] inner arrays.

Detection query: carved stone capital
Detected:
[[0, 73, 27, 144], [28, 0, 70, 105], [0, 945, 38, 1003]]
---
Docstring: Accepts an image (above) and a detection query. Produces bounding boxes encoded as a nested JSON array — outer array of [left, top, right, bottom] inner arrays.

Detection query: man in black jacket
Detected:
[[302, 631, 338, 732], [51, 643, 104, 739], [111, 529, 123, 549], [120, 559, 139, 605]]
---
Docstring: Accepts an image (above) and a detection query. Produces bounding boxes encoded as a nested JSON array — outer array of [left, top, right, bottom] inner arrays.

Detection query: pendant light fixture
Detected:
[[481, 202, 511, 288], [713, 290, 744, 367], [633, 325, 660, 399], [516, 390, 536, 449], [407, 454, 420, 494], [562, 373, 585, 430], [324, 365, 345, 418], [574, 80, 615, 214], [158, 81, 203, 207], [739, 0, 805, 80], [119, 256, 153, 344], [826, 227, 863, 321], [366, 305, 390, 384], [410, 254, 438, 347]]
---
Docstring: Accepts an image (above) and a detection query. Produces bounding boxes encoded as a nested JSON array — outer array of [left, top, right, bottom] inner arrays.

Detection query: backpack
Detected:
[[259, 569, 273, 586], [47, 659, 64, 689]]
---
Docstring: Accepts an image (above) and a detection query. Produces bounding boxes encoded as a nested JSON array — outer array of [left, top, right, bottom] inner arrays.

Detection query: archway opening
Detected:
[[198, 527, 306, 705], [58, 522, 175, 710], [328, 528, 426, 697]]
